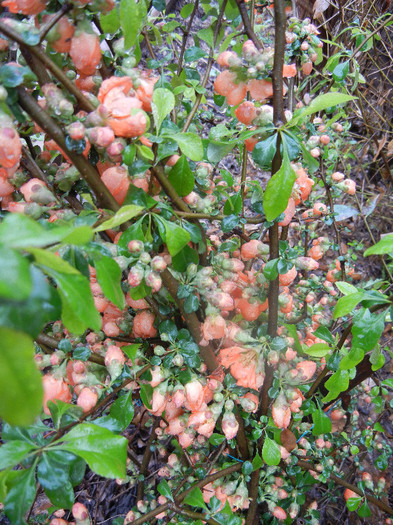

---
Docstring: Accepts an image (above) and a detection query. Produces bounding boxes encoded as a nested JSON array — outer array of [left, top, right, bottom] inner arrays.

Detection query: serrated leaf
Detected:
[[262, 435, 281, 466], [152, 88, 175, 133], [4, 464, 36, 525], [0, 441, 37, 470]]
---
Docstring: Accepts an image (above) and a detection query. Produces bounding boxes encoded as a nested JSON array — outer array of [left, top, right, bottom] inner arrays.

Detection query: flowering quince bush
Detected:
[[0, 0, 393, 524]]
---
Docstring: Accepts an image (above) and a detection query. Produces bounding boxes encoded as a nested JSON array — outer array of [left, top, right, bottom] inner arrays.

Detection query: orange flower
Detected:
[[42, 375, 72, 415], [70, 31, 101, 76], [2, 0, 45, 14], [248, 79, 273, 101]]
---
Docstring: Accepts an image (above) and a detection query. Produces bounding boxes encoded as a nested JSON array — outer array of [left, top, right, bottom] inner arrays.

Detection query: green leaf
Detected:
[[0, 213, 74, 249], [339, 347, 364, 370], [312, 408, 332, 435], [57, 423, 128, 479], [223, 194, 242, 216], [152, 88, 175, 133], [304, 343, 331, 357], [121, 344, 140, 364], [180, 3, 194, 17], [252, 134, 277, 168], [94, 205, 144, 232], [335, 281, 358, 295], [352, 309, 385, 351], [48, 400, 83, 430], [322, 369, 349, 403], [0, 247, 32, 300], [242, 461, 253, 476], [357, 501, 371, 517], [167, 155, 195, 197], [346, 496, 362, 511], [184, 47, 207, 62], [154, 216, 191, 256], [209, 433, 226, 446], [263, 259, 279, 281], [184, 294, 199, 313], [120, 0, 142, 49], [207, 141, 236, 163], [95, 256, 125, 309], [29, 248, 79, 274], [332, 61, 350, 82], [41, 268, 101, 334], [167, 133, 203, 161], [100, 8, 120, 33], [61, 226, 93, 246], [313, 326, 334, 344], [37, 452, 73, 504], [262, 436, 281, 466], [333, 292, 364, 319], [197, 27, 214, 48], [140, 383, 153, 409], [109, 391, 134, 430], [263, 148, 296, 222], [364, 234, 393, 256], [252, 452, 263, 471], [290, 92, 356, 125], [183, 486, 208, 510], [0, 266, 61, 338], [157, 479, 173, 502], [0, 327, 43, 426], [4, 464, 36, 525], [0, 441, 37, 470]]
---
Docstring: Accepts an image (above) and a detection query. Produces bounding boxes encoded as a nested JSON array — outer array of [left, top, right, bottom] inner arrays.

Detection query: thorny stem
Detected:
[[182, 0, 227, 132], [17, 87, 120, 211], [235, 0, 263, 50]]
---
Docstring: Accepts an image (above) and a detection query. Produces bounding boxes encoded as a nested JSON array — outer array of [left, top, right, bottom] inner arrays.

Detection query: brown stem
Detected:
[[136, 420, 159, 501], [129, 463, 242, 525], [177, 0, 199, 75], [297, 459, 393, 516], [235, 0, 263, 50], [17, 87, 119, 211], [173, 506, 220, 525], [0, 20, 95, 113], [182, 0, 227, 132], [39, 4, 72, 42], [36, 333, 105, 366]]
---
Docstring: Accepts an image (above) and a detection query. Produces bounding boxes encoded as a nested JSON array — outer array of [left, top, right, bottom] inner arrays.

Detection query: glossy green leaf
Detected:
[[252, 134, 277, 168], [168, 133, 203, 161], [95, 205, 144, 232], [184, 47, 207, 62], [48, 400, 83, 430], [61, 226, 93, 246], [357, 501, 371, 517], [29, 248, 79, 274], [57, 423, 128, 479], [364, 234, 393, 256], [0, 441, 37, 470], [0, 327, 43, 426], [4, 464, 36, 525], [346, 496, 362, 511], [335, 281, 358, 295], [0, 247, 32, 300], [152, 88, 175, 132], [352, 309, 385, 351], [207, 141, 236, 163], [263, 259, 279, 281], [262, 435, 281, 466], [109, 391, 135, 430], [339, 347, 364, 370], [120, 0, 142, 49], [41, 268, 101, 334], [333, 292, 364, 319], [100, 8, 120, 33], [322, 369, 350, 403], [157, 479, 173, 501], [223, 193, 242, 216], [209, 433, 226, 446], [313, 326, 334, 344], [290, 92, 356, 125], [154, 216, 191, 256], [312, 409, 332, 435], [95, 256, 125, 309], [183, 486, 208, 510], [140, 383, 153, 410], [252, 452, 263, 471], [304, 343, 331, 357], [263, 147, 296, 222], [167, 155, 195, 197]]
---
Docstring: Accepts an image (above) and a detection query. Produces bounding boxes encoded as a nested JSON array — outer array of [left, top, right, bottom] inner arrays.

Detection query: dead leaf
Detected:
[[281, 429, 297, 451], [313, 0, 330, 19], [373, 135, 387, 162], [387, 138, 393, 158]]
